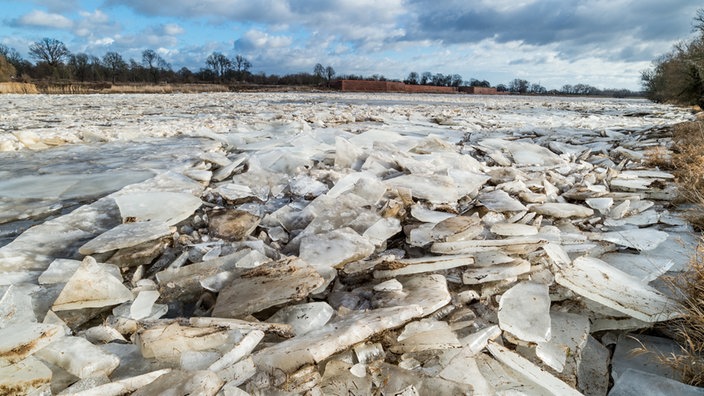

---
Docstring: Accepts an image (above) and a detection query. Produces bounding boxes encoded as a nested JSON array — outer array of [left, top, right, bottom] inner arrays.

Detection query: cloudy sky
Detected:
[[0, 0, 700, 90]]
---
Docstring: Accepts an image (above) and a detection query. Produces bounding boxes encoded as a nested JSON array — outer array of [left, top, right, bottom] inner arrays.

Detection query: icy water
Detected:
[[0, 92, 700, 395]]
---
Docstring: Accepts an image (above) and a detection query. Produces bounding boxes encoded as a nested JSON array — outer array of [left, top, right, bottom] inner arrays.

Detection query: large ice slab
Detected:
[[385, 174, 460, 204], [609, 369, 704, 396], [113, 192, 202, 225], [253, 305, 423, 374], [299, 227, 375, 269], [554, 256, 680, 322], [79, 221, 172, 255], [498, 282, 551, 343], [591, 228, 669, 251], [212, 258, 324, 318]]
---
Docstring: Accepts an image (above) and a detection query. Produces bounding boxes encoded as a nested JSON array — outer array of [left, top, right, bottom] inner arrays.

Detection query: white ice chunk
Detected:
[[373, 279, 403, 292], [289, 175, 329, 197], [609, 369, 704, 396], [130, 369, 223, 396], [253, 305, 423, 374], [52, 256, 133, 311], [640, 231, 699, 271], [136, 323, 231, 362], [463, 259, 531, 284], [410, 205, 455, 223], [577, 336, 610, 396], [477, 190, 526, 212], [373, 254, 474, 278], [555, 256, 679, 322], [214, 183, 257, 201], [299, 227, 375, 269], [35, 336, 119, 378], [611, 334, 682, 382], [392, 319, 460, 353], [208, 330, 264, 372], [0, 323, 63, 366], [487, 342, 582, 395], [592, 228, 669, 251], [531, 202, 594, 218], [129, 290, 160, 320], [498, 282, 551, 343], [386, 174, 460, 205], [266, 302, 334, 336], [363, 217, 402, 246], [585, 197, 613, 212], [113, 192, 202, 225], [0, 285, 37, 327], [0, 356, 52, 395], [212, 258, 324, 318], [78, 221, 172, 255], [490, 222, 538, 236], [535, 312, 590, 373], [601, 252, 673, 283]]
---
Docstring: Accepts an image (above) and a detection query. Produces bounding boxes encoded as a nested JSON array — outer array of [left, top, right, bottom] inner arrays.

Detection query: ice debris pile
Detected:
[[0, 93, 702, 395]]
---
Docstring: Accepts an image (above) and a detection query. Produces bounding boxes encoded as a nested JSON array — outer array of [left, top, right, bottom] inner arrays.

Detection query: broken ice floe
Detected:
[[0, 93, 699, 394]]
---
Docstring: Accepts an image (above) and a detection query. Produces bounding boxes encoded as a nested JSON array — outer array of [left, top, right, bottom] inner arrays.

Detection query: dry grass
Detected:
[[659, 257, 704, 386], [648, 119, 704, 385], [670, 120, 704, 229], [0, 82, 39, 94], [0, 82, 231, 95]]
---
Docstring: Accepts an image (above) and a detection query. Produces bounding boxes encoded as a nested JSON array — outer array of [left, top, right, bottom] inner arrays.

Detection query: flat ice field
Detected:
[[0, 92, 700, 395]]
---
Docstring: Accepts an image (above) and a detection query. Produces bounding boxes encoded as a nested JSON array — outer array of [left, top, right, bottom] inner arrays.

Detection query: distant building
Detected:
[[458, 86, 499, 94], [332, 80, 502, 94]]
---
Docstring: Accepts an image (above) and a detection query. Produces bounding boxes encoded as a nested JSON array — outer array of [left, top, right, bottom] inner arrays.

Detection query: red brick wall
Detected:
[[459, 86, 499, 94], [338, 80, 405, 92], [404, 85, 457, 94], [335, 80, 457, 94]]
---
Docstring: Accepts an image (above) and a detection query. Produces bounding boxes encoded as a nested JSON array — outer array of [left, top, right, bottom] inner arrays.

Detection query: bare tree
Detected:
[[68, 53, 90, 82], [313, 63, 325, 80], [325, 65, 335, 82], [232, 55, 252, 81], [420, 71, 432, 85], [103, 51, 126, 84], [142, 49, 166, 83], [405, 72, 419, 85], [29, 38, 70, 67], [206, 52, 231, 81], [233, 55, 251, 72]]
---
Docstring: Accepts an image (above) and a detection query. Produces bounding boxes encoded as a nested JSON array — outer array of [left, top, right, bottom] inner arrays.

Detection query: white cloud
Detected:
[[235, 29, 293, 51], [79, 10, 110, 24], [89, 38, 115, 47], [162, 23, 184, 36], [17, 10, 73, 29]]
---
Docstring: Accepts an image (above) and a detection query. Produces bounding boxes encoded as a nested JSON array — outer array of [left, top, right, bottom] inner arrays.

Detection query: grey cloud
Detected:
[[32, 0, 80, 13], [402, 0, 699, 62]]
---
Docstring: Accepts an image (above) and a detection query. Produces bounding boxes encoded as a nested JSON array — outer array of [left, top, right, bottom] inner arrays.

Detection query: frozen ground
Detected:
[[0, 92, 700, 395]]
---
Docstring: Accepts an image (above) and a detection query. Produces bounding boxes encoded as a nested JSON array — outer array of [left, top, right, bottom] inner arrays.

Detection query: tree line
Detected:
[[641, 9, 704, 106], [0, 37, 639, 97]]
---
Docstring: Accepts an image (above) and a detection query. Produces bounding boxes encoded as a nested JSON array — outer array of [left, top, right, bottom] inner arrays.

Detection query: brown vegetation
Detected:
[[644, 119, 704, 385], [0, 82, 39, 94], [0, 55, 16, 82], [669, 120, 704, 228]]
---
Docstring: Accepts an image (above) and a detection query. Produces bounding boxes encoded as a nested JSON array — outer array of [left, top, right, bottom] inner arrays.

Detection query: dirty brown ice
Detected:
[[0, 92, 701, 395]]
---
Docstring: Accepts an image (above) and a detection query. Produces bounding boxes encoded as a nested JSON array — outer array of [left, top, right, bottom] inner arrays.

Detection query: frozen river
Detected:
[[0, 92, 699, 395]]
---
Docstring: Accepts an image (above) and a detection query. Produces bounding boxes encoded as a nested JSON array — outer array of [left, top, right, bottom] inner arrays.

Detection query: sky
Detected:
[[0, 0, 700, 90]]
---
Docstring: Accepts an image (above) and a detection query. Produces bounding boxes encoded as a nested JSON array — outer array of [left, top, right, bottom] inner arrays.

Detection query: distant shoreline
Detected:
[[0, 82, 645, 99]]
